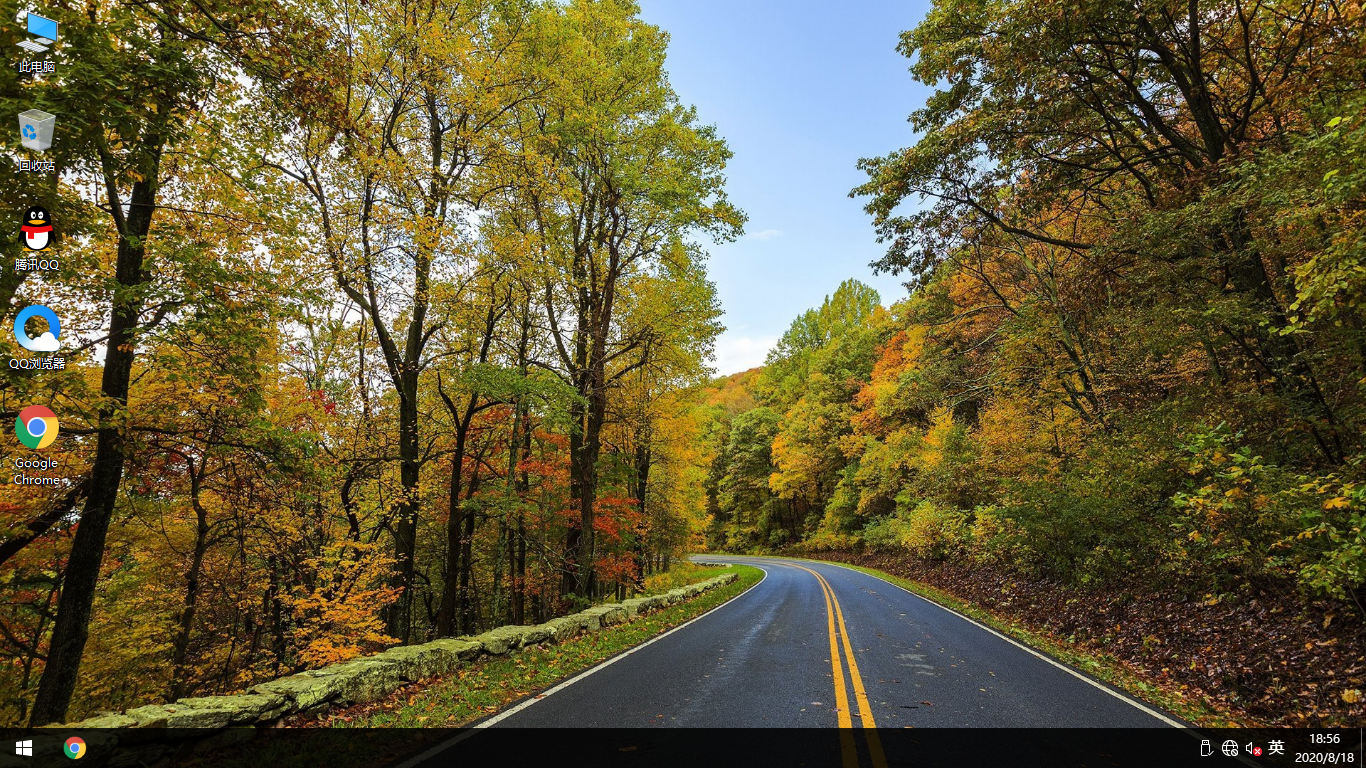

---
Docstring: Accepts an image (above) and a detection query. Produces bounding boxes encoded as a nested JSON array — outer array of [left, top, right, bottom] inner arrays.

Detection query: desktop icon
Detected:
[[13, 304, 60, 351], [16, 405, 57, 450], [18, 109, 55, 152], [63, 736, 84, 759], [17, 11, 57, 53], [22, 205, 51, 250]]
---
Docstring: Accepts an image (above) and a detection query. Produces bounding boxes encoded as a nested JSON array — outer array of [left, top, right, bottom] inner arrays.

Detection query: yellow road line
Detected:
[[808, 563, 858, 767], [792, 563, 888, 768], [823, 571, 888, 767]]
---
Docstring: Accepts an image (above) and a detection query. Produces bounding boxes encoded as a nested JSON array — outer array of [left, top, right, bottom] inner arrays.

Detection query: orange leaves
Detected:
[[283, 541, 400, 668], [593, 495, 643, 544]]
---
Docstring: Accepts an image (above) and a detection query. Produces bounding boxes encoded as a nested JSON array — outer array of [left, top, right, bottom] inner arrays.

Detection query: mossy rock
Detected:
[[251, 669, 347, 711], [121, 704, 174, 729], [519, 624, 551, 647], [427, 637, 484, 661], [70, 712, 138, 729], [376, 643, 464, 681], [327, 657, 405, 705], [474, 625, 537, 655], [173, 693, 288, 725], [619, 598, 648, 618], [580, 605, 628, 627], [539, 616, 583, 643]]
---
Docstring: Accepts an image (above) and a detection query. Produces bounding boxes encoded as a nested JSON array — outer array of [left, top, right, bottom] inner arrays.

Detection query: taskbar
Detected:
[[0, 726, 1358, 768]]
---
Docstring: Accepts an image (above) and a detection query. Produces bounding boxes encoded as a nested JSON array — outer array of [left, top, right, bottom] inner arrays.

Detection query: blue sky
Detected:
[[636, 1, 934, 375]]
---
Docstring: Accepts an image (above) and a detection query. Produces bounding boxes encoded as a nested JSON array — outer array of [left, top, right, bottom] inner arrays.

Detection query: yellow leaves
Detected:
[[1324, 496, 1352, 510], [1341, 689, 1361, 704]]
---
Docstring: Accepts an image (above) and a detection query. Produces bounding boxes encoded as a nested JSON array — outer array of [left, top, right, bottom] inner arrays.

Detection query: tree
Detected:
[[274, 0, 537, 641], [499, 0, 742, 597], [27, 0, 254, 725]]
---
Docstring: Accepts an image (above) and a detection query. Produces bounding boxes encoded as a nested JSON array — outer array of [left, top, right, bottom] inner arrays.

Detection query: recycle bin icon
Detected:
[[18, 109, 55, 152]]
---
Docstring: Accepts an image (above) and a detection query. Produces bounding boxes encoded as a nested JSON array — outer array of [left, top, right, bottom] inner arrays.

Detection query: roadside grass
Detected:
[[640, 561, 738, 594], [323, 563, 762, 728], [795, 556, 1240, 728], [200, 564, 763, 768]]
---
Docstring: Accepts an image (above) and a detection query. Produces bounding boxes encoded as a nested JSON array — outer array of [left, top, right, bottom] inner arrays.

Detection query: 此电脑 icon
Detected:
[[16, 11, 57, 53], [15, 405, 58, 450], [13, 304, 60, 351], [22, 205, 51, 250], [18, 109, 55, 152]]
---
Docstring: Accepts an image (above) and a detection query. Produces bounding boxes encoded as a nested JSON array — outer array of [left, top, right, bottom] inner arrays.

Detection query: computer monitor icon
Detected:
[[17, 12, 57, 53]]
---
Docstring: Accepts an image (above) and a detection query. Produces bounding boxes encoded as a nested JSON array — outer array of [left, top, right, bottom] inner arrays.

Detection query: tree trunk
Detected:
[[436, 419, 468, 637], [29, 138, 163, 726], [169, 474, 212, 702], [386, 367, 421, 642], [457, 467, 480, 633]]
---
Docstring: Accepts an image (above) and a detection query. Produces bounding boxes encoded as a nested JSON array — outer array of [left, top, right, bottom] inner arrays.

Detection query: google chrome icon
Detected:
[[16, 405, 58, 450], [64, 736, 86, 759]]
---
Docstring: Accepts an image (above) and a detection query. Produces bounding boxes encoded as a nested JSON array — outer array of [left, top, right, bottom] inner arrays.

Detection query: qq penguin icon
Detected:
[[21, 205, 51, 251]]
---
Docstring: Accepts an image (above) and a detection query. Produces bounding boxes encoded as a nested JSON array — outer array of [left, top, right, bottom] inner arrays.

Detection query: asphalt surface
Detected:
[[480, 556, 1174, 728], [400, 556, 1182, 766]]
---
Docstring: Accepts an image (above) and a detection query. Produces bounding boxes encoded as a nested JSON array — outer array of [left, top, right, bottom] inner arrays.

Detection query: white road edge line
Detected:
[[811, 558, 1185, 728], [391, 566, 769, 768]]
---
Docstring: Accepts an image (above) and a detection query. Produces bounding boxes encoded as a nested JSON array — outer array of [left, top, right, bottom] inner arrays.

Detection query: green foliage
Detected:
[[862, 499, 967, 560], [703, 0, 1366, 615], [1295, 467, 1366, 602]]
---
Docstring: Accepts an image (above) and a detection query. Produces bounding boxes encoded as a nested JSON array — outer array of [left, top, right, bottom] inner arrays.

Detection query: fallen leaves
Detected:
[[825, 549, 1366, 727]]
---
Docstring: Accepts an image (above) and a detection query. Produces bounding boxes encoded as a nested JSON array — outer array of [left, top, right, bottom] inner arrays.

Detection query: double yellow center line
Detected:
[[790, 564, 888, 768]]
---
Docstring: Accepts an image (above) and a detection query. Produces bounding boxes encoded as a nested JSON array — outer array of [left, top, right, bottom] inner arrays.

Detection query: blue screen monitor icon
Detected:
[[26, 13, 57, 43]]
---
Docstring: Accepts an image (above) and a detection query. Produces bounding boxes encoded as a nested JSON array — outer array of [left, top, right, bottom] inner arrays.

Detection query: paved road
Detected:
[[402, 556, 1182, 766]]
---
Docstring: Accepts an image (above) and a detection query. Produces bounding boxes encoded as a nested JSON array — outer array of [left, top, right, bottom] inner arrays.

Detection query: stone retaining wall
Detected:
[[23, 572, 737, 766]]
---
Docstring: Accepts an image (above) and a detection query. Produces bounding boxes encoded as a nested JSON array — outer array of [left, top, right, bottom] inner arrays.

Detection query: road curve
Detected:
[[486, 556, 1175, 728], [400, 556, 1182, 766]]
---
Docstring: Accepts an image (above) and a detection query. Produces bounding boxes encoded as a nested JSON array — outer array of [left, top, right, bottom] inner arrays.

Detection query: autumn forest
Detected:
[[3, 0, 1366, 730]]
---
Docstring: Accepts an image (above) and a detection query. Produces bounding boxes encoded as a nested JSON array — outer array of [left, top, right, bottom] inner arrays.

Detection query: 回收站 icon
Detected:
[[13, 304, 60, 352], [22, 205, 51, 250], [18, 109, 55, 152], [16, 10, 57, 53]]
